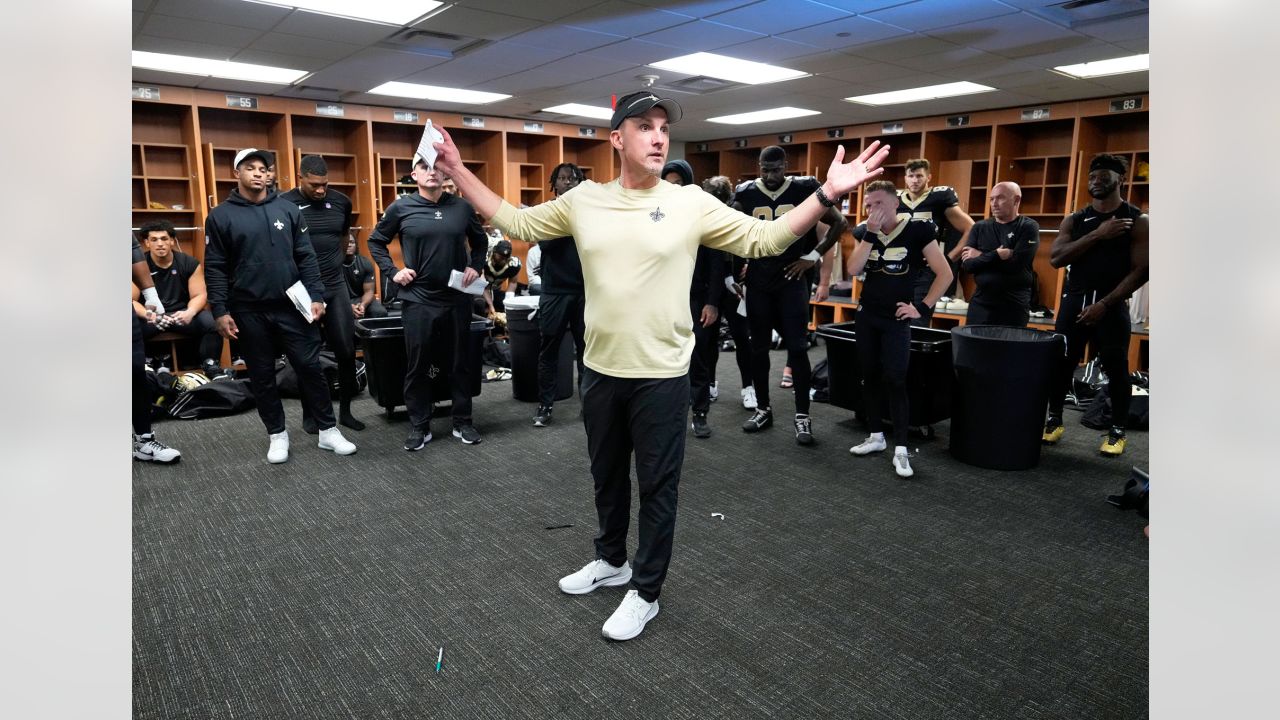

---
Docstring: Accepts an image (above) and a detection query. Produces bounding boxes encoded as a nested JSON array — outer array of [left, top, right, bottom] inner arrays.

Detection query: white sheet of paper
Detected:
[[414, 119, 444, 171], [449, 269, 487, 296], [737, 296, 748, 317], [285, 280, 316, 323]]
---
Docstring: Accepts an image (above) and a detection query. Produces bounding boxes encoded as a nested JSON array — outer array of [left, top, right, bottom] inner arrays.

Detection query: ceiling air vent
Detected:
[[1039, 0, 1148, 27], [380, 28, 488, 59], [657, 76, 744, 96]]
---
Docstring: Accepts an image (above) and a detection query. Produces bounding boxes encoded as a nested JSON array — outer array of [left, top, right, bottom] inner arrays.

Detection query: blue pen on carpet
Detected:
[[436, 646, 443, 673]]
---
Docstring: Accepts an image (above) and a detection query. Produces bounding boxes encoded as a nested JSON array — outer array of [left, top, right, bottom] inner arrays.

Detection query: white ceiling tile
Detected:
[[245, 33, 364, 62], [134, 0, 156, 10], [927, 13, 1087, 59], [405, 43, 569, 86], [1027, 41, 1129, 70], [707, 0, 849, 35], [151, 0, 291, 29], [133, 11, 146, 33], [715, 36, 821, 63], [891, 47, 1005, 72], [561, 1, 692, 36], [944, 58, 1041, 82], [412, 6, 543, 41], [980, 68, 1059, 89], [505, 25, 626, 53], [140, 13, 264, 47], [1116, 37, 1148, 53], [1072, 14, 1149, 43], [484, 69, 574, 95], [639, 19, 765, 51], [525, 53, 640, 81], [456, 0, 607, 22], [844, 35, 962, 61], [625, 0, 764, 19], [580, 38, 685, 66], [1090, 71, 1149, 93], [231, 48, 341, 72], [271, 10, 400, 45], [777, 15, 911, 51], [867, 0, 1018, 33], [300, 48, 449, 92], [771, 0, 905, 11]]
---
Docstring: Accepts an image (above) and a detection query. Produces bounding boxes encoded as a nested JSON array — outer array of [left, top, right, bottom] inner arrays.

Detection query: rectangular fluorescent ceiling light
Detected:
[[1053, 53, 1149, 78], [543, 103, 613, 120], [649, 52, 808, 85], [845, 81, 994, 106], [132, 51, 307, 84], [249, 1, 443, 26], [708, 107, 820, 125], [368, 81, 510, 105]]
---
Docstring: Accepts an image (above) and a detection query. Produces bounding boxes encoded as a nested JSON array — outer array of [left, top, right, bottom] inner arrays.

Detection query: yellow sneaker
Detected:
[[1100, 433, 1127, 456], [1042, 423, 1064, 444]]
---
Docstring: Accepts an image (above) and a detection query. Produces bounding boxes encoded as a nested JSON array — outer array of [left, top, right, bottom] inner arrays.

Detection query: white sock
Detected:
[[870, 432, 884, 442], [894, 445, 908, 456]]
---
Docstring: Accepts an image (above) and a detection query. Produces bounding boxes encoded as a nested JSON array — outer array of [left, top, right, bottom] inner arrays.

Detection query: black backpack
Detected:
[[275, 351, 367, 398], [810, 358, 830, 403], [168, 379, 256, 420], [1080, 384, 1150, 430]]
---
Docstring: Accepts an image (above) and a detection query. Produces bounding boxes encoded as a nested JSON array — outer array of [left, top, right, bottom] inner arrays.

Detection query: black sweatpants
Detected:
[[581, 367, 689, 603], [133, 313, 152, 436], [234, 305, 336, 435], [537, 293, 586, 407], [911, 267, 937, 327], [747, 280, 811, 415], [141, 308, 223, 365], [311, 285, 360, 411], [856, 307, 911, 448], [688, 296, 719, 414], [966, 291, 1030, 327], [1049, 291, 1131, 427], [718, 290, 752, 387], [402, 296, 473, 431]]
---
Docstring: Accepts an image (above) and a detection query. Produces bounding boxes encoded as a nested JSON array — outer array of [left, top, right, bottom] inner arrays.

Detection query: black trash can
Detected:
[[949, 325, 1064, 470], [506, 297, 575, 403], [816, 320, 953, 427], [354, 314, 493, 417]]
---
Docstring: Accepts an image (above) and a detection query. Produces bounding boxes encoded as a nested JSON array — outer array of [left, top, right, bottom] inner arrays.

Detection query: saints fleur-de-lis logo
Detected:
[[273, 219, 284, 230], [650, 207, 665, 222]]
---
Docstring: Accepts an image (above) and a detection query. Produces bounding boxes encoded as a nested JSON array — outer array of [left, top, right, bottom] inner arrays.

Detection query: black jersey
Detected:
[[1065, 201, 1142, 294], [897, 186, 962, 245], [343, 254, 375, 301], [858, 216, 936, 316], [279, 187, 352, 291], [734, 176, 820, 290], [538, 236, 584, 295], [145, 251, 200, 312], [367, 191, 487, 305]]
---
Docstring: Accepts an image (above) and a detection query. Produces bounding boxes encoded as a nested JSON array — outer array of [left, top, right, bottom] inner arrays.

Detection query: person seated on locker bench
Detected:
[[131, 219, 228, 377]]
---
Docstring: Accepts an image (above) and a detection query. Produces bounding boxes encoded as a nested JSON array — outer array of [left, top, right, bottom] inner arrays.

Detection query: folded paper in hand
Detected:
[[414, 120, 445, 171], [285, 280, 317, 323], [449, 269, 487, 296]]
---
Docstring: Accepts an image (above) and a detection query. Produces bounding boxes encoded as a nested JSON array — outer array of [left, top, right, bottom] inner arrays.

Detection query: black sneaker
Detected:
[[533, 405, 553, 427], [691, 411, 711, 438], [452, 424, 483, 445], [742, 407, 773, 433], [794, 414, 814, 446], [404, 428, 431, 451]]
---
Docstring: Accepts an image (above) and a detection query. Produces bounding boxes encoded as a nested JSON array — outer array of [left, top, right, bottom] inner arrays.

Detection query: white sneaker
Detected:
[[133, 433, 181, 464], [318, 426, 357, 456], [893, 451, 914, 478], [741, 385, 758, 410], [267, 431, 290, 464], [558, 559, 632, 595], [709, 381, 719, 402], [850, 434, 887, 456], [602, 589, 659, 641]]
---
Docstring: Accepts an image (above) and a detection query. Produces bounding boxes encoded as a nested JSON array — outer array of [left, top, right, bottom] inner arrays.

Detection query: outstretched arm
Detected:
[[432, 127, 504, 221]]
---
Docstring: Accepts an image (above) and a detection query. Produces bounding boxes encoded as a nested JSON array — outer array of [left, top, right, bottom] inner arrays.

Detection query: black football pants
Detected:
[[234, 306, 336, 435], [747, 280, 811, 415]]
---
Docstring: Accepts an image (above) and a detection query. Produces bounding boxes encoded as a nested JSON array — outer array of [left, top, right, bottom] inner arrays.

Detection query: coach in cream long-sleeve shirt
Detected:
[[491, 177, 797, 379]]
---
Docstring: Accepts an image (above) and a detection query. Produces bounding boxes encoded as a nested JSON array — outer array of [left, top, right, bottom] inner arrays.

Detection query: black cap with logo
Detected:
[[610, 91, 683, 131]]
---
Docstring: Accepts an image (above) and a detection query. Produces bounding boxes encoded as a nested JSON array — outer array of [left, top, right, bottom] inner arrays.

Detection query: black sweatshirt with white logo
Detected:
[[204, 188, 324, 317], [367, 192, 487, 305]]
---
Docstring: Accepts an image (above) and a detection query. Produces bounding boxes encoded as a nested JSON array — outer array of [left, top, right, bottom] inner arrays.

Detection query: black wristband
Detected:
[[814, 185, 836, 208], [913, 300, 931, 316]]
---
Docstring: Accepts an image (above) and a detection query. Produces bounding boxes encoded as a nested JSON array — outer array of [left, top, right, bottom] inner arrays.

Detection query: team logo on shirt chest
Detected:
[[434, 210, 443, 220], [274, 219, 284, 230], [650, 207, 665, 222]]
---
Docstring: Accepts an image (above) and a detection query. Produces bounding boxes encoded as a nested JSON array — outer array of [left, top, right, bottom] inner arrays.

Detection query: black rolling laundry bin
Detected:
[[354, 314, 493, 417], [949, 325, 1065, 470], [505, 297, 575, 402], [816, 320, 953, 428]]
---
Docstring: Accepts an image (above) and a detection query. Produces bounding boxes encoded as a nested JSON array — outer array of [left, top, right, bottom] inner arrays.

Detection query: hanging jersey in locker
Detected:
[[1065, 200, 1143, 294], [734, 176, 820, 290]]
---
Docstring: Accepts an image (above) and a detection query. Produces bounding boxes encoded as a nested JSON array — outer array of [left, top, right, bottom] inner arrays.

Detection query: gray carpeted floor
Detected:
[[133, 346, 1148, 719]]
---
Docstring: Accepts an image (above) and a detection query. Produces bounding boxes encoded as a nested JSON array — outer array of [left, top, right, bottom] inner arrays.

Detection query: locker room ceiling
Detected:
[[132, 0, 1149, 142]]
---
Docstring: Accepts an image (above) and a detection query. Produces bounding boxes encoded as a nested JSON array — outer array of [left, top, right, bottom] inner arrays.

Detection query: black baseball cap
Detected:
[[610, 91, 683, 131], [234, 148, 275, 170]]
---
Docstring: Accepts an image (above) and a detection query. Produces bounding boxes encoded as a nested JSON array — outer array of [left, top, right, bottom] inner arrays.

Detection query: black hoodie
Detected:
[[204, 188, 324, 317]]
